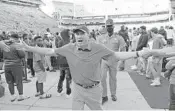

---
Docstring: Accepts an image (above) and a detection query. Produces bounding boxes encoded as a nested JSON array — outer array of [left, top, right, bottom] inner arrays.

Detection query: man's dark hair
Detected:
[[151, 27, 158, 34], [140, 26, 146, 30], [2, 31, 5, 35], [46, 28, 50, 32], [22, 33, 28, 39], [34, 36, 42, 41], [169, 26, 174, 29], [56, 32, 59, 35], [10, 33, 19, 39], [133, 27, 136, 30]]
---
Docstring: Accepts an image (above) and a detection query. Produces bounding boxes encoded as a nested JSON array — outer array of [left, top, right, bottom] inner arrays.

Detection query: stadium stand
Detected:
[[0, 0, 58, 33], [60, 11, 170, 26], [52, 1, 74, 16]]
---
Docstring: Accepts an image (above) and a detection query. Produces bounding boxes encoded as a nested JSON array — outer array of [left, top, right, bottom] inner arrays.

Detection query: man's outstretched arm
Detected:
[[26, 46, 56, 56], [151, 46, 175, 57], [114, 51, 138, 60], [16, 41, 66, 56]]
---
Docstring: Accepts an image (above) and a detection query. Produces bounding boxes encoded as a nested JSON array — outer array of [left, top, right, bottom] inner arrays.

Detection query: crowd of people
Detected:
[[1, 18, 175, 110]]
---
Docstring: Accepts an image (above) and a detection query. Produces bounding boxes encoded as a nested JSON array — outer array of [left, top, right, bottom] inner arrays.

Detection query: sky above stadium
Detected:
[[41, 0, 170, 16]]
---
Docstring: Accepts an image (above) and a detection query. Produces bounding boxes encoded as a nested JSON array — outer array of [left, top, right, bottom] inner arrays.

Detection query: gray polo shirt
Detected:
[[55, 42, 118, 85]]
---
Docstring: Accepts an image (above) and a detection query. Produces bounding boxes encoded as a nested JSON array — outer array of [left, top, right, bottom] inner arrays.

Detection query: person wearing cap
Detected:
[[17, 25, 150, 110], [3, 33, 29, 102], [146, 27, 166, 86], [97, 19, 126, 104]]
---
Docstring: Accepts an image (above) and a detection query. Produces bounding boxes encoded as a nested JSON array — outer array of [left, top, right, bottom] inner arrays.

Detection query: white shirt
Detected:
[[148, 39, 153, 50], [167, 29, 175, 39]]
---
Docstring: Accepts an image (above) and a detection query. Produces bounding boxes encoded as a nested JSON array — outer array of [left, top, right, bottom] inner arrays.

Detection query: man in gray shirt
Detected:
[[17, 26, 150, 110]]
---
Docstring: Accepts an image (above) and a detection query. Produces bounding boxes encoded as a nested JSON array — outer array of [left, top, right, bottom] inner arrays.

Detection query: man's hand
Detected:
[[15, 40, 30, 51], [0, 41, 10, 52], [152, 50, 166, 57], [166, 52, 175, 58], [138, 48, 151, 58], [167, 56, 175, 61]]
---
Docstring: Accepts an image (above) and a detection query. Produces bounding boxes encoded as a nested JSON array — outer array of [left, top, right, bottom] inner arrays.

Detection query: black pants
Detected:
[[5, 66, 23, 95], [27, 59, 35, 76], [169, 84, 175, 110], [51, 56, 57, 69], [57, 68, 71, 95], [162, 57, 168, 72]]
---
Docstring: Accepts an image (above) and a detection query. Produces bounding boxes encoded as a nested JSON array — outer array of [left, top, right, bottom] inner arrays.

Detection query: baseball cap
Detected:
[[150, 27, 158, 34], [73, 25, 89, 34], [106, 19, 114, 26]]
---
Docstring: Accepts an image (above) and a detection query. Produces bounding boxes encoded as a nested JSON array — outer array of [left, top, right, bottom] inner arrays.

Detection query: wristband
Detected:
[[136, 51, 139, 57]]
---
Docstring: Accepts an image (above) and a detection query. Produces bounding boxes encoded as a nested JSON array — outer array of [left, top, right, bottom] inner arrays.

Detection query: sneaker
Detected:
[[146, 75, 151, 79], [150, 79, 161, 86], [17, 95, 30, 101], [46, 67, 49, 71], [57, 91, 64, 97], [65, 94, 71, 99], [131, 65, 137, 70], [111, 95, 117, 101], [102, 96, 108, 105], [10, 95, 17, 102], [137, 71, 144, 75], [35, 92, 41, 97]]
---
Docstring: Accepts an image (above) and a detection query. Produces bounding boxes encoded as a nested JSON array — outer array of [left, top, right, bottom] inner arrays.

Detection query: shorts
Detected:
[[4, 66, 23, 84], [36, 71, 47, 83]]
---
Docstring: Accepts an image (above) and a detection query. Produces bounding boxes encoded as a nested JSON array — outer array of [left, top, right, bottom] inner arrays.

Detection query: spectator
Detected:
[[147, 27, 166, 86], [166, 26, 175, 46], [33, 36, 52, 99], [159, 26, 167, 41], [23, 34, 35, 77], [3, 33, 29, 101], [135, 26, 149, 75], [57, 29, 72, 98], [118, 25, 130, 51]]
